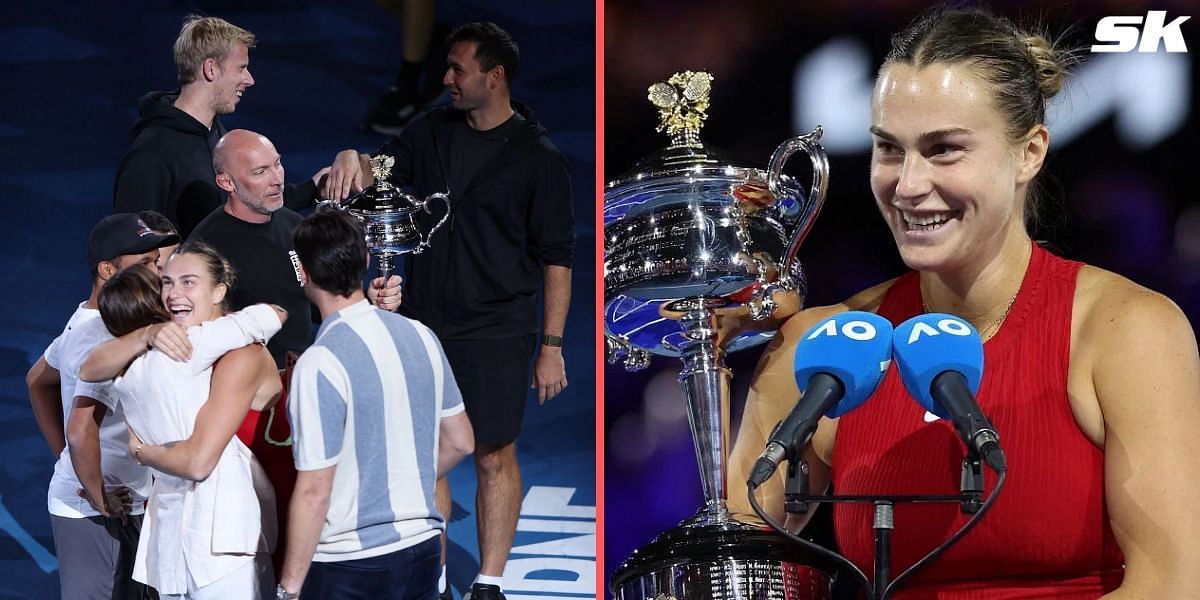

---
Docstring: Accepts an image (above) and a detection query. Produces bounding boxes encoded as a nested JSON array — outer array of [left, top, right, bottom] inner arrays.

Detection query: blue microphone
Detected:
[[892, 313, 1006, 472], [748, 311, 893, 487]]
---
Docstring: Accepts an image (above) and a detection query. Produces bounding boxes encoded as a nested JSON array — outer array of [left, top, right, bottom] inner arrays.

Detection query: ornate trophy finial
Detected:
[[369, 154, 396, 191], [647, 70, 714, 149]]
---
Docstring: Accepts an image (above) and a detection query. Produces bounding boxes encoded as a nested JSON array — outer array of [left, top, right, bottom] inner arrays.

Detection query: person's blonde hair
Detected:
[[174, 15, 256, 85]]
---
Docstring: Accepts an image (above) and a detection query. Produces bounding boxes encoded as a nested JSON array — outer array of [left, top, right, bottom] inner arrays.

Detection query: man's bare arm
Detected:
[[531, 264, 571, 403], [278, 466, 336, 596], [27, 357, 65, 457], [67, 396, 130, 520], [437, 411, 474, 477]]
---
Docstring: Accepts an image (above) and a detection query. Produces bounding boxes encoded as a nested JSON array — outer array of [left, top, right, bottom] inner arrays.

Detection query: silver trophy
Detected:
[[606, 71, 834, 599], [322, 155, 450, 282]]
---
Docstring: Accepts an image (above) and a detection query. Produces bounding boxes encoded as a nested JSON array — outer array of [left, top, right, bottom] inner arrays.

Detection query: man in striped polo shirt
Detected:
[[277, 208, 475, 600]]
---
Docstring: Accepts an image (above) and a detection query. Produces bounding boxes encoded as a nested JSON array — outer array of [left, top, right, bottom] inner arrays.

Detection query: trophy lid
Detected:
[[604, 71, 805, 232], [606, 71, 759, 191], [348, 154, 421, 213]]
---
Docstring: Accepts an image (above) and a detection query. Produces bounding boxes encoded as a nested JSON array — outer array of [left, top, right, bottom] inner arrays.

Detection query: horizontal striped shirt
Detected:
[[289, 300, 463, 561]]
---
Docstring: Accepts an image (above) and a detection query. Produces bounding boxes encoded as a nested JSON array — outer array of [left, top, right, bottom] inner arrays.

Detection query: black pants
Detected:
[[302, 536, 440, 600]]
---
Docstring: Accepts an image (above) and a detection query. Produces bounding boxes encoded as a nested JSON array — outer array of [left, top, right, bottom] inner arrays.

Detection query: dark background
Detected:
[[603, 0, 1199, 594]]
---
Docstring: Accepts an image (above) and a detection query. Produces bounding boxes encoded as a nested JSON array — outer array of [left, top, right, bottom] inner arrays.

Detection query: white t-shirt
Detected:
[[43, 303, 150, 518], [114, 305, 282, 595]]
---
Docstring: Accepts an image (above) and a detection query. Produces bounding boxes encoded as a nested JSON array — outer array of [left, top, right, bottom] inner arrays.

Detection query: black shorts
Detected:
[[440, 335, 536, 446]]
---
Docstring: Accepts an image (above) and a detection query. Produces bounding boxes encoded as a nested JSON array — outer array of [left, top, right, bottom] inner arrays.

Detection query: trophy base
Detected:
[[610, 520, 836, 600]]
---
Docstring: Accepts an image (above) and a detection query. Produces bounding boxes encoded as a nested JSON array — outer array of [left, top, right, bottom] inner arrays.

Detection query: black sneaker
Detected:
[[463, 583, 506, 600], [362, 87, 424, 136]]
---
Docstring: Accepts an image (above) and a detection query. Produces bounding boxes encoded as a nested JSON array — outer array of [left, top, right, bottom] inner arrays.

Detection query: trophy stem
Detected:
[[376, 253, 395, 284], [676, 307, 732, 525]]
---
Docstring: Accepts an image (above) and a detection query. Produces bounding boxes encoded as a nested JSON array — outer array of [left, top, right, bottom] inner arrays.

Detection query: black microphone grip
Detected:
[[930, 371, 1007, 472], [748, 372, 844, 487]]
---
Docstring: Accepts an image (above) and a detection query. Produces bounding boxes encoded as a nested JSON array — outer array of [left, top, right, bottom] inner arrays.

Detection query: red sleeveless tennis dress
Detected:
[[237, 368, 298, 573], [831, 244, 1124, 598]]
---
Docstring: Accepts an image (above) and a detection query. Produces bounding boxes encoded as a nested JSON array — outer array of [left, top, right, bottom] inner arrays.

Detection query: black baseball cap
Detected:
[[87, 213, 181, 270]]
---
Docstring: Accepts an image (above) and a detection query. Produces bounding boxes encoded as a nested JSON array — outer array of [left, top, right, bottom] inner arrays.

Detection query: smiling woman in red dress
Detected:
[[728, 6, 1200, 599]]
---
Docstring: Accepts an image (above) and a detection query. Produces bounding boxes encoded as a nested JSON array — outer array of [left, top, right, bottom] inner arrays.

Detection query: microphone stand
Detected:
[[781, 457, 1001, 599], [960, 451, 984, 514], [873, 501, 893, 600], [783, 458, 810, 515]]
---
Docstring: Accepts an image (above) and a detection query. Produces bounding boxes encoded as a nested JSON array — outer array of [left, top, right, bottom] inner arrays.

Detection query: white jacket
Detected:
[[113, 305, 282, 595]]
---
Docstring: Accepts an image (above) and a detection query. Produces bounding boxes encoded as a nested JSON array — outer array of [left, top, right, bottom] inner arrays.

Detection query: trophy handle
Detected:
[[766, 126, 829, 277], [415, 192, 451, 253], [315, 197, 350, 211], [605, 333, 651, 371]]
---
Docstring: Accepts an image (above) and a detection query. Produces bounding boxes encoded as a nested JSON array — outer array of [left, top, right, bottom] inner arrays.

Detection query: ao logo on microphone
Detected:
[[904, 318, 973, 345], [805, 317, 880, 341], [1092, 11, 1190, 53]]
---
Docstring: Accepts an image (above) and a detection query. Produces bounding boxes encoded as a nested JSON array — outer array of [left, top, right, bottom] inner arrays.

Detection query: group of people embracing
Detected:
[[32, 207, 472, 600]]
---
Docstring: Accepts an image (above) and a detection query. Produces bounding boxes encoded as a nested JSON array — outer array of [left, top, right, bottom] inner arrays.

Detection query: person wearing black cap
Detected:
[[137, 209, 181, 271], [25, 213, 179, 600]]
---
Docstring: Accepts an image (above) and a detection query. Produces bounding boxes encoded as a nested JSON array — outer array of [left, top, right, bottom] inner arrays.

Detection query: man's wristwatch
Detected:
[[276, 584, 299, 599], [541, 334, 563, 347]]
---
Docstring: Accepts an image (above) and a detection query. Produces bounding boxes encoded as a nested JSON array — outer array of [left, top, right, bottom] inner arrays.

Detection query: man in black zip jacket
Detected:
[[113, 15, 326, 238], [325, 22, 573, 600]]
